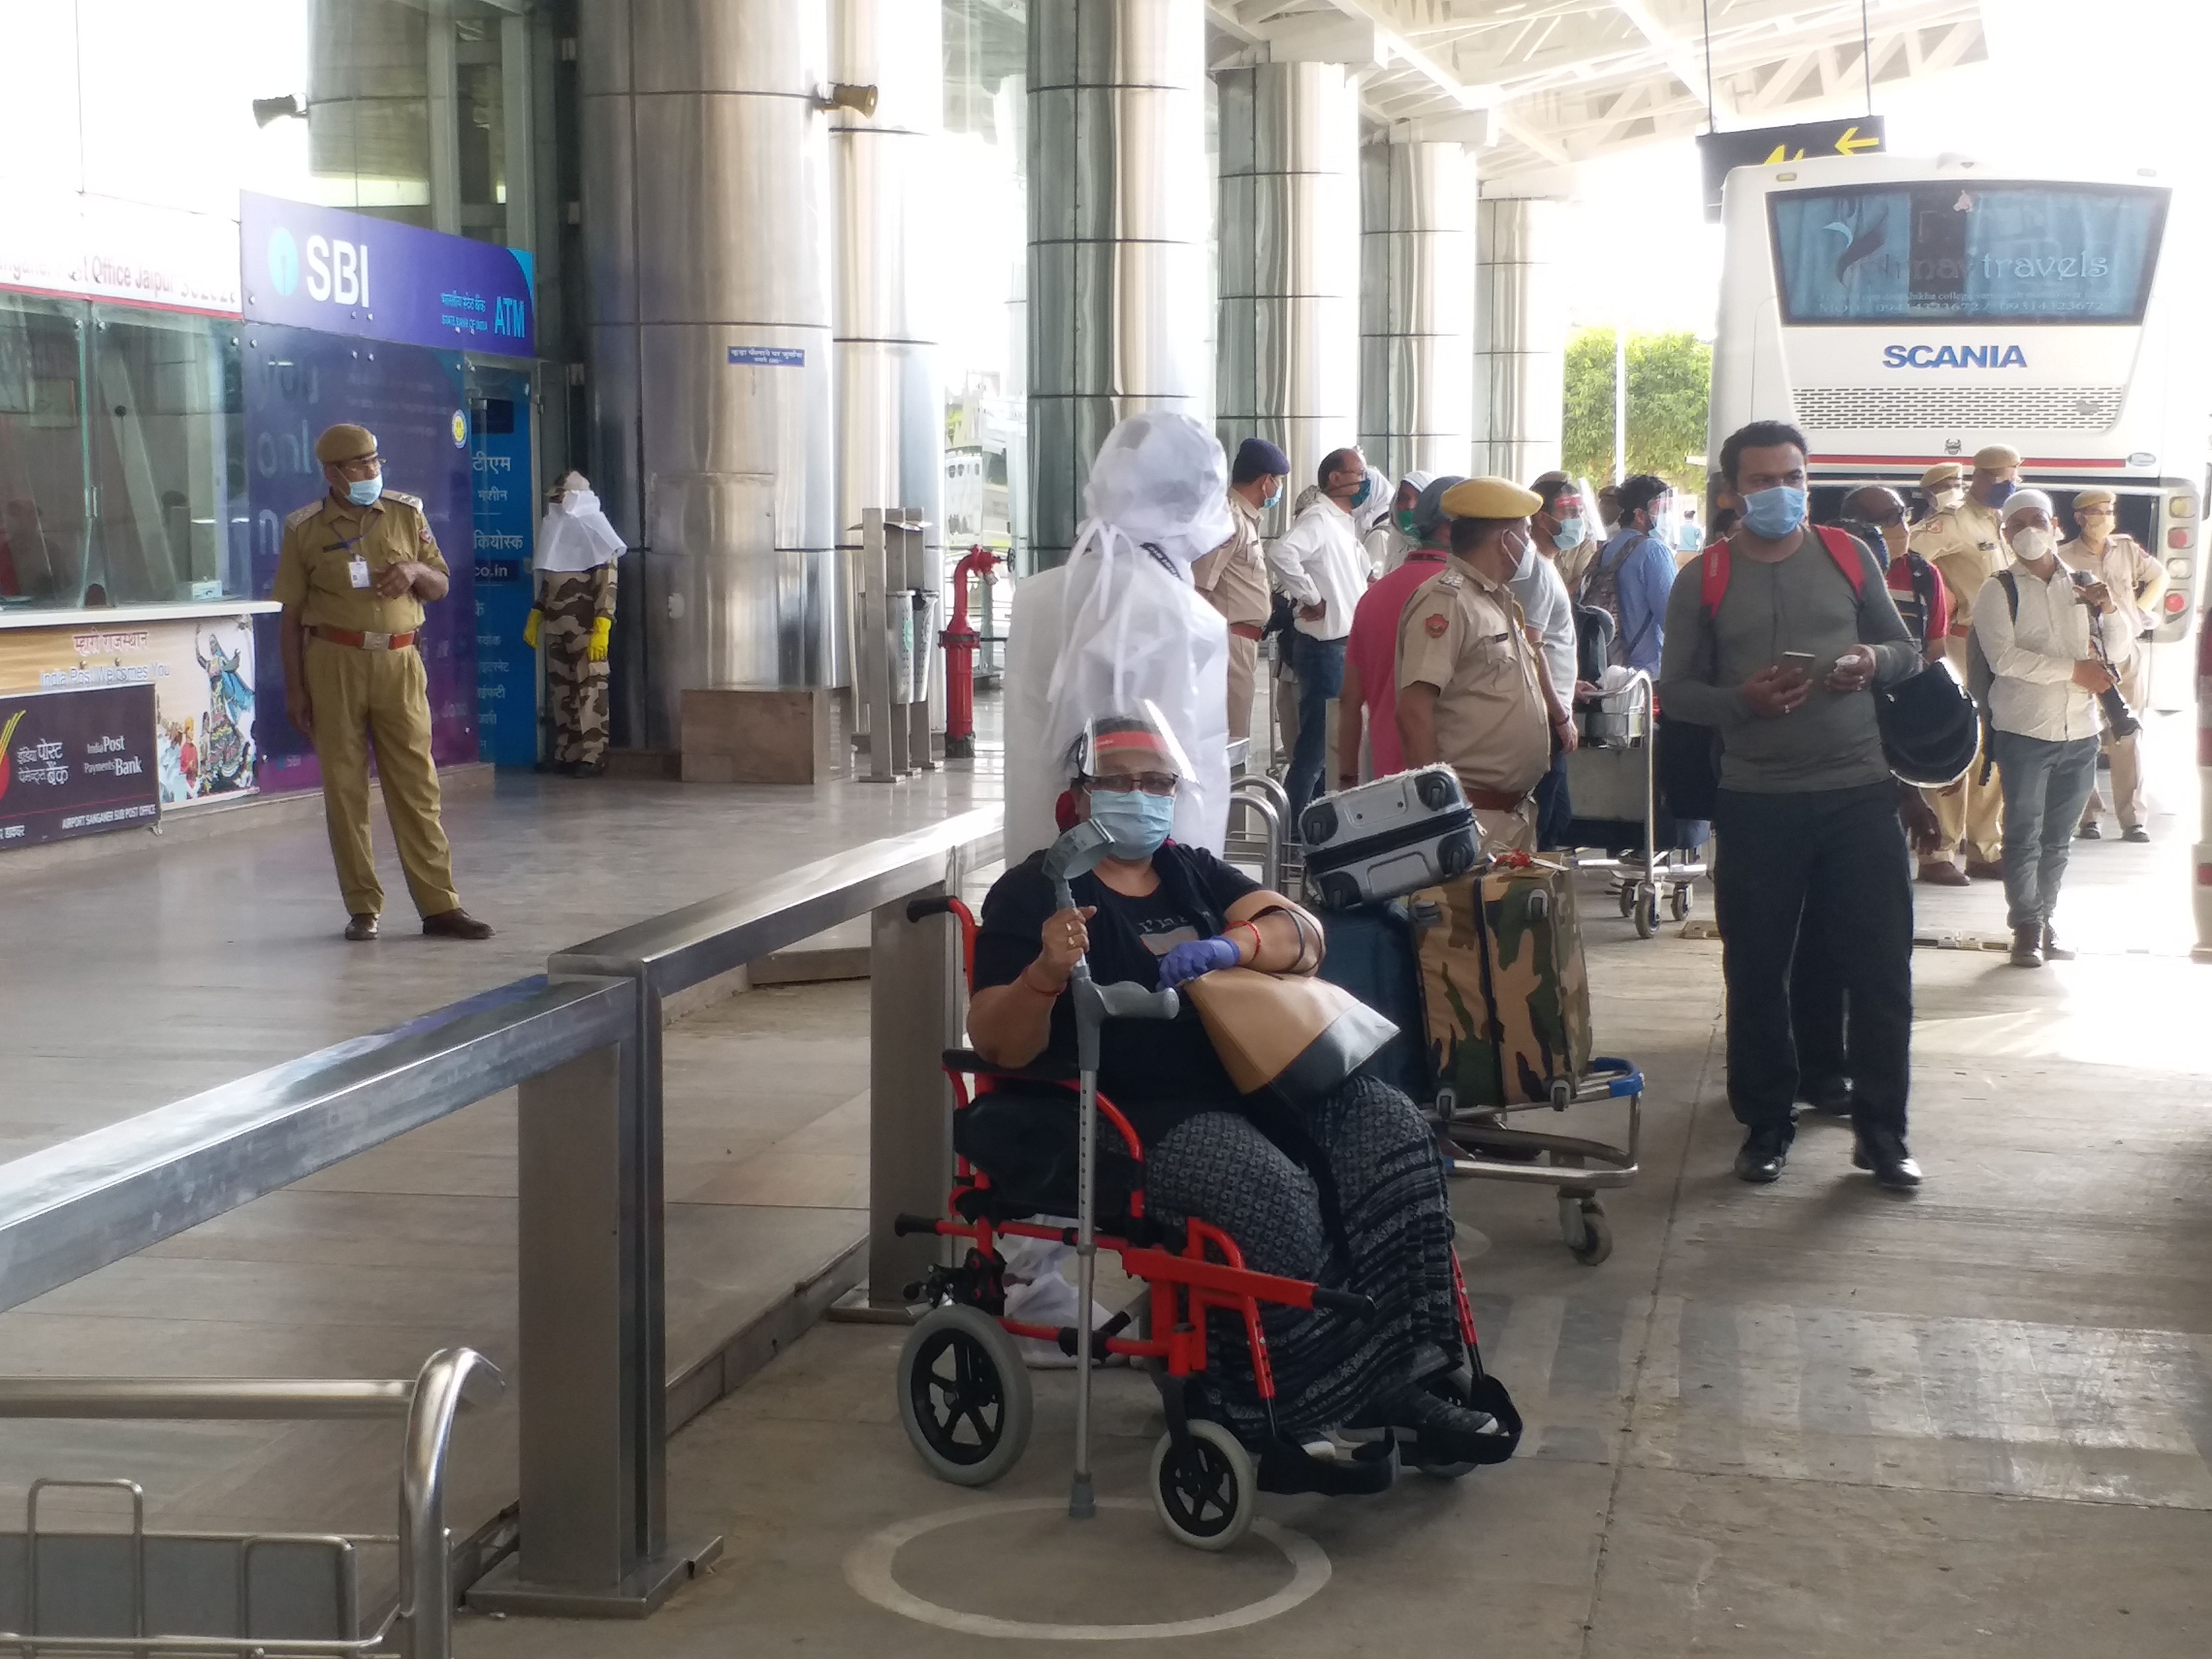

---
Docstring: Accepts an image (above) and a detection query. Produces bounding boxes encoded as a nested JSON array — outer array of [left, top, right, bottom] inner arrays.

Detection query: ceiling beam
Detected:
[[1610, 0, 1731, 120]]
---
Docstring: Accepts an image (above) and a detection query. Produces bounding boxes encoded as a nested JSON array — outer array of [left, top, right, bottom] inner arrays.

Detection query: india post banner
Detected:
[[240, 193, 535, 357], [0, 616, 259, 809], [0, 685, 159, 850]]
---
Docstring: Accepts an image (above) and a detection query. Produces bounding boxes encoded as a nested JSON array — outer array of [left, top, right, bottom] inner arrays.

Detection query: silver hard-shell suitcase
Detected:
[[1299, 766, 1479, 908]]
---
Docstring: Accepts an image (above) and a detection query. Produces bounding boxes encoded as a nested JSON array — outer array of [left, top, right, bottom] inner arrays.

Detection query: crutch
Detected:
[[1043, 822, 1181, 1519]]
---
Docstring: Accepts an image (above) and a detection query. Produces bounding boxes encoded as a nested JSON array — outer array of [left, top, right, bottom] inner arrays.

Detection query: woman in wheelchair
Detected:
[[963, 715, 1502, 1467]]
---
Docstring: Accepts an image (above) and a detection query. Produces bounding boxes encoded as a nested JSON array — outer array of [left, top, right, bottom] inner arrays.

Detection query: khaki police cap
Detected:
[[2073, 486, 2117, 510], [314, 423, 379, 466], [1441, 476, 1543, 520], [1972, 443, 2021, 470], [1919, 462, 1964, 490]]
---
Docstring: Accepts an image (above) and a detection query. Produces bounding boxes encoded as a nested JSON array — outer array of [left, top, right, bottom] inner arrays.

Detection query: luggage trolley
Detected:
[[1561, 670, 1706, 937]]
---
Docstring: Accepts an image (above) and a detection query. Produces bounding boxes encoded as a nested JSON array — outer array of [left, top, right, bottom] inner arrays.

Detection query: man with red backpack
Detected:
[[1658, 421, 1926, 1190]]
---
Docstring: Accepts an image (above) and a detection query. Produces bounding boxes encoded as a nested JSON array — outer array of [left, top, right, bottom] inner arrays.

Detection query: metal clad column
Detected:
[[1473, 197, 1567, 481], [833, 0, 944, 668], [581, 0, 837, 751], [1216, 62, 1359, 529], [1027, 0, 1211, 570], [1358, 139, 1477, 482]]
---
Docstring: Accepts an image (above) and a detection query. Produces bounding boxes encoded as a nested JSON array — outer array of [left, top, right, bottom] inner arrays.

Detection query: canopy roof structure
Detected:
[[1208, 0, 1988, 184]]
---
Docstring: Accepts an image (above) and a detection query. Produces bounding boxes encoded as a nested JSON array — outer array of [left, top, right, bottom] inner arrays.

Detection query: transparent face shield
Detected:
[[1068, 704, 1191, 800]]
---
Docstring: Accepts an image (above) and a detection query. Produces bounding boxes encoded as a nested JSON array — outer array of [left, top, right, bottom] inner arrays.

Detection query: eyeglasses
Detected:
[[1080, 771, 1179, 797], [2078, 506, 2116, 519]]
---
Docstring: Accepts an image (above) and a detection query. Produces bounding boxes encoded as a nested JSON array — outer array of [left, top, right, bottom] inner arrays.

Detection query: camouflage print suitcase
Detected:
[[1414, 857, 1592, 1108]]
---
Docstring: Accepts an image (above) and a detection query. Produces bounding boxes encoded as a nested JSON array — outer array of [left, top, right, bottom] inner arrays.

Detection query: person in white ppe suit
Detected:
[[1002, 411, 1234, 862]]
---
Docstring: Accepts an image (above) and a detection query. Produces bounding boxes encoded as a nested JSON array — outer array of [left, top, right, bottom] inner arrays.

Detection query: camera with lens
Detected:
[[2069, 569, 2141, 739]]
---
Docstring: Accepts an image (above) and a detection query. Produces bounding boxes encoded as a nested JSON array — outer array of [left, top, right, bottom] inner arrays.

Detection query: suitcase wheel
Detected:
[[1439, 830, 1475, 878], [1318, 872, 1360, 911], [1415, 770, 1457, 811], [1303, 803, 1338, 845]]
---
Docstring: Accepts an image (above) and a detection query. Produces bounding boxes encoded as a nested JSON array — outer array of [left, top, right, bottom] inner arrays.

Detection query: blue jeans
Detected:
[[1287, 630, 1346, 828], [1991, 730, 2101, 933]]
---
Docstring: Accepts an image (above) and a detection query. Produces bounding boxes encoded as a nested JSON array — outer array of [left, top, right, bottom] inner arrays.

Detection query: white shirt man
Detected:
[[1973, 489, 2113, 968], [1267, 491, 1366, 644]]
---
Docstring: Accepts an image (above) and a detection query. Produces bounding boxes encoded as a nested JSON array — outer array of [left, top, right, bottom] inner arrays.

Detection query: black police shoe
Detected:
[[1852, 1129, 1923, 1190], [1733, 1128, 1791, 1183]]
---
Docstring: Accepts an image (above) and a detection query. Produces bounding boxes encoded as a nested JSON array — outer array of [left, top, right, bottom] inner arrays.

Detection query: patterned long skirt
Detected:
[[1141, 1074, 1462, 1439]]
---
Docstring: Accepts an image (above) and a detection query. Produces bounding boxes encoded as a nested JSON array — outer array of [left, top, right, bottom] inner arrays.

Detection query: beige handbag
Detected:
[[1183, 967, 1398, 1107]]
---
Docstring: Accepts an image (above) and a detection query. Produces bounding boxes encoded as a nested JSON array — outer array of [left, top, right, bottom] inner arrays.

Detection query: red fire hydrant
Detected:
[[941, 544, 1000, 759]]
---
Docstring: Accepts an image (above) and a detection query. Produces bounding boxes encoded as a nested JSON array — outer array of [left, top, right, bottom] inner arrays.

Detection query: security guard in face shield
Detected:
[[273, 423, 493, 942]]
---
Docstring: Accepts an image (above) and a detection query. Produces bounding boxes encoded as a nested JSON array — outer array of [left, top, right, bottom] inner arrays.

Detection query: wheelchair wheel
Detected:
[[898, 1304, 1032, 1487], [1149, 1420, 1256, 1551]]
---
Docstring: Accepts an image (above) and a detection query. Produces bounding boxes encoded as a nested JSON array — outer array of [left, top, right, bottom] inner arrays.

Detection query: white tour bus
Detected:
[[1709, 152, 2204, 709]]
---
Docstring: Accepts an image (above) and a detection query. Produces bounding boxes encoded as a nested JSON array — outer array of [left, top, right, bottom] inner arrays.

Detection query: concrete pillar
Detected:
[[580, 0, 838, 750], [832, 0, 943, 623], [1473, 196, 1568, 482], [1026, 0, 1212, 570], [1215, 61, 1361, 531], [1358, 139, 1476, 485]]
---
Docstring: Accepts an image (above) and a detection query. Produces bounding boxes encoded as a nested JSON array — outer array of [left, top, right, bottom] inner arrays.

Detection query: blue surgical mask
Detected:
[[1551, 516, 1585, 547], [1086, 789, 1176, 860], [1264, 481, 1284, 509], [1739, 485, 1806, 539], [1984, 478, 2016, 508], [1349, 478, 1372, 509], [346, 475, 384, 508]]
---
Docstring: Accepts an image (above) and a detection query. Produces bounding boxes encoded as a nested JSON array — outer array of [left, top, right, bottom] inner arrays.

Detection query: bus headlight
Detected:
[[2170, 495, 2196, 518], [2169, 528, 2194, 549]]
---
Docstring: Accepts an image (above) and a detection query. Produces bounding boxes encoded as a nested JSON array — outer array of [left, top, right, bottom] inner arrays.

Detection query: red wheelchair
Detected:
[[891, 882, 1521, 1551]]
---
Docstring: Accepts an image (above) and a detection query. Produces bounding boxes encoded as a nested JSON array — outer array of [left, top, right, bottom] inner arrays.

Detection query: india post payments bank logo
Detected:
[[266, 225, 369, 306]]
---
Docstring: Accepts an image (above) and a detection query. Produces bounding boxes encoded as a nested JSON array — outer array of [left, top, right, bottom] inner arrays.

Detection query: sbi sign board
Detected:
[[241, 192, 534, 357]]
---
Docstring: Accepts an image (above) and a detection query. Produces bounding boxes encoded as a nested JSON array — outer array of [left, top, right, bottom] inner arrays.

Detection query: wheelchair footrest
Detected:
[[1257, 1434, 1399, 1496]]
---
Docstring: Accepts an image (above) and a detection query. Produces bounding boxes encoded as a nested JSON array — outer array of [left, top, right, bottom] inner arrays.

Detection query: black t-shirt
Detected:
[[973, 842, 1260, 1110]]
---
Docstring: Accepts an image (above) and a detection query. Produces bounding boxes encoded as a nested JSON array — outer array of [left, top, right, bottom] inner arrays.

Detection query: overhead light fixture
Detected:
[[253, 95, 305, 128]]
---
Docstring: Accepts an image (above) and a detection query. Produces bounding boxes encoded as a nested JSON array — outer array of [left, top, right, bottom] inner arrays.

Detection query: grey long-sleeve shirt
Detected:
[[1658, 531, 1920, 794]]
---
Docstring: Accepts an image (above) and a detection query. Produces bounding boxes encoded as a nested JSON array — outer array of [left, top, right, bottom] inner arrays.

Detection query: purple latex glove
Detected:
[[1157, 934, 1242, 988]]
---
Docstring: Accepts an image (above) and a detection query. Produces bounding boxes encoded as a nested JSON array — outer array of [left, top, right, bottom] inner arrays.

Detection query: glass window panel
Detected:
[[0, 297, 93, 610], [85, 308, 244, 605]]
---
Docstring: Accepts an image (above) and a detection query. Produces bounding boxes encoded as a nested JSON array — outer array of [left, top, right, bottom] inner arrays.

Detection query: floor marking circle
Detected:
[[843, 1496, 1332, 1641]]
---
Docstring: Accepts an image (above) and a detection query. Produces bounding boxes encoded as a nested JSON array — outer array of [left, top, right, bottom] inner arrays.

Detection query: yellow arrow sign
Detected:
[[1834, 125, 1881, 156], [1762, 144, 1808, 164]]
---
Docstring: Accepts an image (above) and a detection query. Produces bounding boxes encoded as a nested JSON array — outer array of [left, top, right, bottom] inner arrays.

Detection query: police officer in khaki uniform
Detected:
[[1908, 445, 2018, 884], [1190, 436, 1286, 743], [274, 424, 493, 942], [2060, 485, 2165, 840], [1396, 476, 1576, 853]]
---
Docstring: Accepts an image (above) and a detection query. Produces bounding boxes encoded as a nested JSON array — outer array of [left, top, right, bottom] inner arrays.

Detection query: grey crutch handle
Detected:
[[1091, 982, 1180, 1023]]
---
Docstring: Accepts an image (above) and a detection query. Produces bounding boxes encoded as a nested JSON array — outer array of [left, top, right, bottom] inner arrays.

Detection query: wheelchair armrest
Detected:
[[943, 1047, 1080, 1085]]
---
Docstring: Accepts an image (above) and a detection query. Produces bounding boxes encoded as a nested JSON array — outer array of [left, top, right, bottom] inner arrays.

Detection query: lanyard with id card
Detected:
[[335, 529, 372, 590]]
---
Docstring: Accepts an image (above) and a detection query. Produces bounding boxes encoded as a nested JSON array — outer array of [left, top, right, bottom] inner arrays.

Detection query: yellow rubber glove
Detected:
[[589, 615, 613, 662], [522, 608, 542, 649]]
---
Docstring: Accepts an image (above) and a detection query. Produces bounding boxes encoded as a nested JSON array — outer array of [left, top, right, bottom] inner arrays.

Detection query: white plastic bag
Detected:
[[1004, 412, 1232, 862]]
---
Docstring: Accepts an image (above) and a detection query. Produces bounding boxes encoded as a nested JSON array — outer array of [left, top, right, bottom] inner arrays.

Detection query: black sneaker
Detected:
[[1348, 1380, 1499, 1466], [2008, 926, 2044, 968], [1733, 1128, 1791, 1183], [2077, 821, 2101, 840], [2040, 926, 2076, 962], [2122, 826, 2151, 844]]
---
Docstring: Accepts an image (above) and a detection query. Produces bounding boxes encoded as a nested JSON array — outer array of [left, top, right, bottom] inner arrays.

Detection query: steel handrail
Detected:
[[0, 976, 635, 1319]]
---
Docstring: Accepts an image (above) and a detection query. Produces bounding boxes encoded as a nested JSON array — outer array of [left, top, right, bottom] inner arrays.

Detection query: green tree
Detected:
[[1561, 327, 1712, 496]]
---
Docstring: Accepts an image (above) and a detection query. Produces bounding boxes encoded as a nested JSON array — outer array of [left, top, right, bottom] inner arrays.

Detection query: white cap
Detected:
[[2002, 488, 2055, 524]]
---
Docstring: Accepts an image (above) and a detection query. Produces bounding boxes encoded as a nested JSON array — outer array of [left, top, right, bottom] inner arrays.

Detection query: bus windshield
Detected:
[[1769, 181, 2168, 325]]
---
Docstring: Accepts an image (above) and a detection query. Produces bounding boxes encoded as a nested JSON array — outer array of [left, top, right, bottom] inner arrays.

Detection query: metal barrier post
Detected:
[[469, 1038, 721, 1616], [867, 885, 960, 1310]]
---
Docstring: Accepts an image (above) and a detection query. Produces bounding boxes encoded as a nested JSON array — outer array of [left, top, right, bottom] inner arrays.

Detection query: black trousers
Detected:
[[1712, 782, 1913, 1142]]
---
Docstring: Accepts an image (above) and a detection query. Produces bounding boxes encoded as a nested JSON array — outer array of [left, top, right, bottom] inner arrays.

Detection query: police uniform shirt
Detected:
[[1907, 496, 2003, 637], [1189, 489, 1272, 628], [1396, 556, 1551, 798], [272, 492, 448, 635]]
